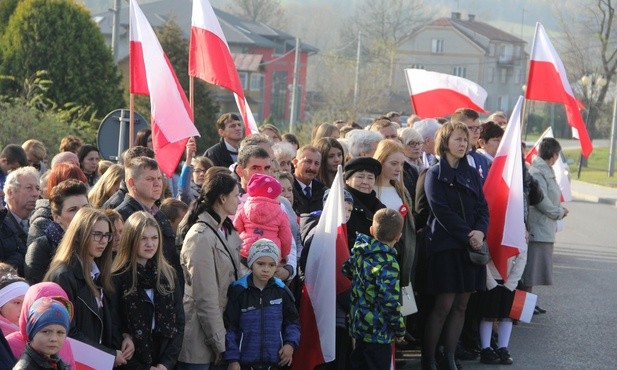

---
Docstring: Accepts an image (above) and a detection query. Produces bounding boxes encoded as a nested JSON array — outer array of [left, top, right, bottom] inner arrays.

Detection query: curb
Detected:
[[571, 191, 617, 207]]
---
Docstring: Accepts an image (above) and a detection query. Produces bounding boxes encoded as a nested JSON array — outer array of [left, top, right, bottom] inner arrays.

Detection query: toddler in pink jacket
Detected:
[[234, 173, 292, 264]]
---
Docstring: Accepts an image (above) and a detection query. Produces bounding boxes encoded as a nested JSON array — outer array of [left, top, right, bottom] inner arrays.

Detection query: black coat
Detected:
[[112, 268, 184, 370], [291, 177, 325, 216], [27, 199, 51, 245], [0, 332, 16, 370], [403, 161, 420, 209], [0, 209, 27, 275], [204, 138, 235, 168], [115, 195, 183, 288], [25, 235, 57, 284], [13, 344, 70, 370], [344, 185, 385, 251], [46, 258, 121, 356]]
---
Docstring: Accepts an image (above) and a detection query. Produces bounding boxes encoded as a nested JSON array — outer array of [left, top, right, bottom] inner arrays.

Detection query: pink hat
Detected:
[[247, 173, 282, 199]]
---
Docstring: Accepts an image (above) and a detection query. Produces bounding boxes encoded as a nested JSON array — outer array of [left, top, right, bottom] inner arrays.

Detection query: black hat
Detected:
[[344, 157, 382, 180]]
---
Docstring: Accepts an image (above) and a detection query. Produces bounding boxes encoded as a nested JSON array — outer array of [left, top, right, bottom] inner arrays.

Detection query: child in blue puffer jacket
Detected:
[[224, 239, 300, 370]]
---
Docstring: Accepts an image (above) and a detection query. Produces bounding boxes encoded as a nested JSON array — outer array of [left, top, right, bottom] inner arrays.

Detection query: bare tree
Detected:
[[554, 0, 617, 137], [229, 0, 287, 29]]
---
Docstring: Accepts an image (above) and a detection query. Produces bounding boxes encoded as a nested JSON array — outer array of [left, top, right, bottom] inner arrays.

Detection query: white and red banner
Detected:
[[525, 127, 572, 202], [190, 0, 258, 134], [129, 0, 199, 177], [293, 166, 349, 369], [509, 289, 538, 323], [483, 96, 526, 280], [404, 69, 487, 118], [526, 22, 593, 157], [68, 338, 115, 370]]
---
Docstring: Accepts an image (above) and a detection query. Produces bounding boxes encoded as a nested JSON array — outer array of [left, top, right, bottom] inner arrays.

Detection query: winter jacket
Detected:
[[528, 157, 566, 243], [424, 157, 489, 255], [25, 222, 64, 284], [112, 267, 184, 370], [345, 185, 385, 252], [234, 196, 292, 260], [179, 211, 242, 364], [0, 210, 27, 275], [342, 233, 405, 344], [27, 199, 51, 245], [45, 258, 122, 356], [13, 344, 70, 370], [0, 333, 16, 370], [224, 274, 300, 366], [204, 139, 235, 168], [6, 282, 76, 369]]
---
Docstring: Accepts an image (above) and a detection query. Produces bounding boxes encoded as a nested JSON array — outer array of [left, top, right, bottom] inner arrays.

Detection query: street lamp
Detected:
[[577, 74, 607, 179]]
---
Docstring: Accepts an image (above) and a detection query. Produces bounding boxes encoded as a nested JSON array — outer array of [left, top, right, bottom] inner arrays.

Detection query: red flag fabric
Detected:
[[525, 127, 572, 202], [293, 166, 347, 369], [404, 69, 487, 118], [190, 0, 258, 134], [526, 23, 593, 157], [509, 290, 537, 323], [129, 0, 199, 176], [483, 96, 526, 280]]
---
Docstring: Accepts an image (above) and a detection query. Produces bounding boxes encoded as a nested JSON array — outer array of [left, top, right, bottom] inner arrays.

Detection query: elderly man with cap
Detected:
[[344, 157, 385, 251]]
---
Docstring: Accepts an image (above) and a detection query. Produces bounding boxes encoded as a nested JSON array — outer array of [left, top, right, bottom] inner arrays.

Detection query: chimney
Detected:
[[468, 14, 476, 21], [451, 12, 461, 20]]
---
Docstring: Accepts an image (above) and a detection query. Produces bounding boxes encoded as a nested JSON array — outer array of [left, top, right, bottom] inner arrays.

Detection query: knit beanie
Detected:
[[247, 238, 281, 267], [247, 173, 282, 199], [26, 297, 72, 341]]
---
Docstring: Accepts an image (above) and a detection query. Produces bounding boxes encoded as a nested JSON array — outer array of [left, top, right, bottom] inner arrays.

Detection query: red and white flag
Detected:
[[525, 127, 572, 202], [509, 289, 538, 323], [68, 338, 115, 370], [404, 69, 487, 118], [293, 166, 349, 369], [483, 96, 527, 280], [526, 22, 593, 157], [129, 0, 199, 177], [190, 0, 258, 134]]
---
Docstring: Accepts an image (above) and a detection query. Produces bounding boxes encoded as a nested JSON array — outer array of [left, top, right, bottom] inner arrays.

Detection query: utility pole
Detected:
[[353, 31, 362, 107], [111, 0, 122, 61], [608, 96, 617, 177], [289, 37, 301, 134]]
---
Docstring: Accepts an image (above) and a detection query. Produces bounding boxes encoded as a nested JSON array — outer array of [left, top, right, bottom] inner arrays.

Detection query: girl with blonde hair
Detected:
[[88, 164, 124, 208], [45, 208, 132, 366], [112, 212, 183, 369]]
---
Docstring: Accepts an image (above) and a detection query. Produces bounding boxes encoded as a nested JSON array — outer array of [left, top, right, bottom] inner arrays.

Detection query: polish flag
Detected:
[[293, 166, 349, 369], [190, 0, 258, 134], [404, 69, 487, 118], [129, 0, 199, 176], [525, 127, 572, 201], [483, 96, 527, 280], [68, 338, 115, 370], [526, 23, 593, 157], [509, 290, 538, 323]]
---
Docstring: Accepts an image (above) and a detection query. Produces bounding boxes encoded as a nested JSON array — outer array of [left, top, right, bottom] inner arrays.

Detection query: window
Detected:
[[239, 72, 248, 90], [489, 44, 495, 57], [487, 67, 494, 83], [411, 64, 425, 69], [250, 73, 263, 91], [453, 66, 466, 78], [513, 68, 521, 84], [431, 39, 444, 53], [497, 95, 509, 111], [500, 68, 507, 84]]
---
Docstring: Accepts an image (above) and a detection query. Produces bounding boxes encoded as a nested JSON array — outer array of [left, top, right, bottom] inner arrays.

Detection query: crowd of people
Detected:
[[0, 108, 569, 370]]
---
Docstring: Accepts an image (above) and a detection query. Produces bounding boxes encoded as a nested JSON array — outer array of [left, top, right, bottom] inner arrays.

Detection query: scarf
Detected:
[[345, 185, 383, 214], [124, 260, 177, 365], [44, 222, 64, 247]]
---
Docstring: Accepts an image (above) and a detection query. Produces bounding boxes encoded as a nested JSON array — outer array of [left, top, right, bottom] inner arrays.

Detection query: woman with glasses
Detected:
[[45, 207, 134, 367], [399, 127, 425, 206]]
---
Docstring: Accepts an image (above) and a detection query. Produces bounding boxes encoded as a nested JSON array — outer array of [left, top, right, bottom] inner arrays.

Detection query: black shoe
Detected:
[[535, 305, 547, 314], [455, 345, 478, 361], [496, 347, 514, 365], [479, 347, 501, 364], [533, 307, 541, 315]]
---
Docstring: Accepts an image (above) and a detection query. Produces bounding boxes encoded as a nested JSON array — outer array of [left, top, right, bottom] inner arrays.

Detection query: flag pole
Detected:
[[189, 76, 195, 115], [404, 70, 418, 116], [129, 93, 135, 148]]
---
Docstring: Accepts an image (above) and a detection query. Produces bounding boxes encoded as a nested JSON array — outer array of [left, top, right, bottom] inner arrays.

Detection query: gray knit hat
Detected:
[[247, 238, 281, 267]]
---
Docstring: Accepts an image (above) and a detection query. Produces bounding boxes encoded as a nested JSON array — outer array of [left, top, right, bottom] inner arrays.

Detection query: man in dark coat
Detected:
[[204, 113, 244, 168], [1, 167, 40, 275], [291, 145, 325, 215], [115, 157, 183, 287]]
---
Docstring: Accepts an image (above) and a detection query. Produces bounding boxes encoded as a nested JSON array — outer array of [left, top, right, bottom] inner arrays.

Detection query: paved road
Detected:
[[400, 199, 617, 369]]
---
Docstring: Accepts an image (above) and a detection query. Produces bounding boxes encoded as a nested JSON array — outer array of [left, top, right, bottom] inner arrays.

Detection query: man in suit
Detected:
[[291, 145, 324, 215], [204, 113, 244, 168], [1, 166, 40, 275]]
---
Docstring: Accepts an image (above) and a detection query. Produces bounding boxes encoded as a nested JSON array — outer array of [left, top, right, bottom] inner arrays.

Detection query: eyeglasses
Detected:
[[406, 141, 423, 147], [467, 126, 482, 132], [91, 231, 113, 242]]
